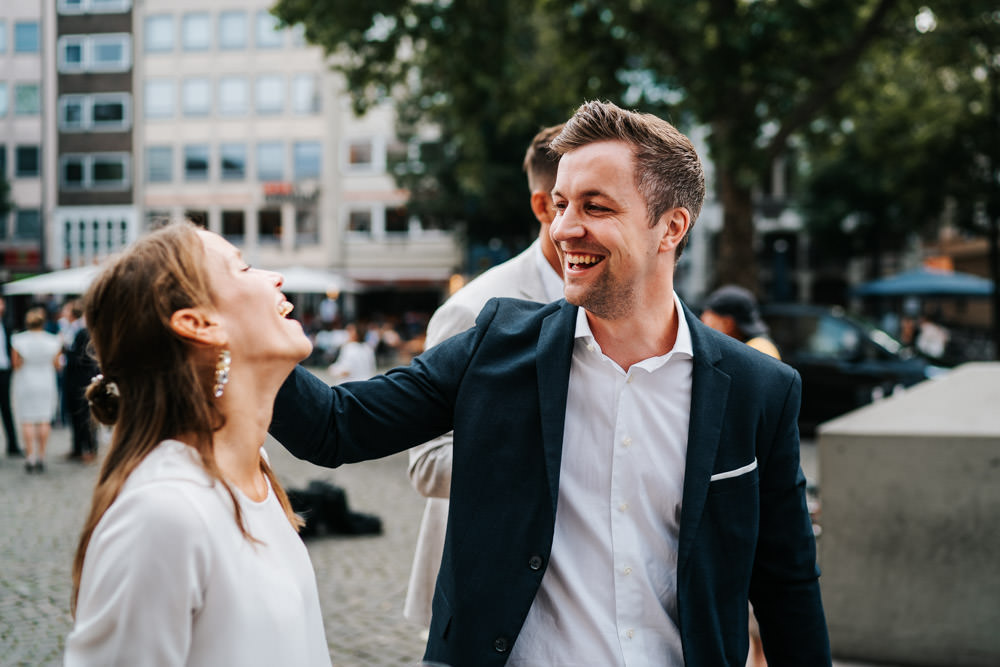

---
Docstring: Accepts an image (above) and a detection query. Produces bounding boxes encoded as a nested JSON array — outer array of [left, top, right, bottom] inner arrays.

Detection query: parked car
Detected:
[[760, 304, 948, 434]]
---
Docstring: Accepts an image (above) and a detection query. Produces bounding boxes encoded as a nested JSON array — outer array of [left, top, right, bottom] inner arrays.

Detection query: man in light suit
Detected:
[[403, 124, 565, 627], [271, 100, 830, 666]]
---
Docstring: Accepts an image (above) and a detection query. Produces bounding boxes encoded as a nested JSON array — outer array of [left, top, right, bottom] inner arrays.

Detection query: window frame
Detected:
[[15, 145, 41, 178], [254, 10, 284, 49], [220, 143, 247, 181], [218, 11, 247, 50], [181, 77, 212, 117], [144, 15, 174, 53], [146, 145, 173, 183], [59, 152, 131, 191], [58, 33, 132, 73], [181, 12, 212, 52], [14, 84, 41, 116], [183, 144, 211, 182], [144, 79, 175, 118], [14, 22, 40, 54], [58, 92, 131, 132], [217, 76, 248, 116]]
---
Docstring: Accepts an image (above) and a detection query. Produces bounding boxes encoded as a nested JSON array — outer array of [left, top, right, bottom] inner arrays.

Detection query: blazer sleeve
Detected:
[[750, 371, 832, 665], [270, 302, 493, 468], [406, 298, 481, 498]]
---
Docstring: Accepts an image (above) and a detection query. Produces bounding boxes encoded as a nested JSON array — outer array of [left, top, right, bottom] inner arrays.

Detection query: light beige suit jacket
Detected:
[[404, 240, 557, 625]]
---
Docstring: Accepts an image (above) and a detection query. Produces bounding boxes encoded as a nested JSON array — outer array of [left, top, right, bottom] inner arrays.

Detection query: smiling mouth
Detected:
[[278, 300, 294, 317], [565, 253, 604, 271]]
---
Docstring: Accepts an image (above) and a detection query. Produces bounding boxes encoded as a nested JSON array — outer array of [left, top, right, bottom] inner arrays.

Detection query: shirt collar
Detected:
[[573, 292, 694, 364], [530, 239, 564, 303]]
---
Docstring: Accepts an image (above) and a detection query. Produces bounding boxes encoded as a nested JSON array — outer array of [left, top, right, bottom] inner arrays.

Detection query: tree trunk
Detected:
[[714, 166, 759, 293]]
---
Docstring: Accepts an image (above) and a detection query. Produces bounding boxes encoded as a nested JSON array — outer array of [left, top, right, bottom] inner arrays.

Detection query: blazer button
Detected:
[[494, 636, 510, 653], [528, 555, 543, 571]]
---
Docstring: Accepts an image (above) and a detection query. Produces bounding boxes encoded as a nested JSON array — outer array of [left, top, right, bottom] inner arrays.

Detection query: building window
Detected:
[[184, 144, 210, 181], [92, 154, 128, 188], [0, 144, 6, 177], [144, 79, 175, 118], [58, 93, 131, 131], [292, 74, 320, 114], [219, 11, 247, 49], [185, 210, 208, 227], [256, 142, 284, 181], [258, 208, 281, 243], [0, 20, 6, 53], [92, 94, 129, 128], [255, 11, 283, 48], [293, 141, 321, 181], [295, 208, 318, 245], [255, 75, 284, 114], [386, 206, 409, 234], [182, 77, 211, 116], [14, 22, 39, 53], [58, 34, 132, 73], [59, 36, 86, 71], [348, 209, 372, 234], [222, 210, 245, 242], [59, 153, 131, 190], [91, 34, 131, 71], [0, 83, 7, 117], [181, 13, 211, 51], [14, 84, 40, 116], [15, 210, 42, 241], [146, 146, 172, 182], [61, 156, 87, 189], [218, 77, 248, 116], [220, 143, 246, 180], [145, 15, 173, 52], [347, 139, 374, 170], [15, 146, 40, 178]]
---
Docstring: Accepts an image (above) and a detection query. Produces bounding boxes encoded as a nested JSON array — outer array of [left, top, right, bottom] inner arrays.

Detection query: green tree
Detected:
[[800, 3, 999, 277], [274, 0, 924, 287]]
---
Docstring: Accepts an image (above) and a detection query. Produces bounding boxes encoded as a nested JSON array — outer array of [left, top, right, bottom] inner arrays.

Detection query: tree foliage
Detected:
[[800, 2, 1000, 278], [274, 0, 969, 288]]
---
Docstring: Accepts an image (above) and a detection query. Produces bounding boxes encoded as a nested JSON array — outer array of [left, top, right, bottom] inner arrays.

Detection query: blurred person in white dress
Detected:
[[327, 322, 376, 383], [65, 221, 331, 666], [10, 307, 63, 473]]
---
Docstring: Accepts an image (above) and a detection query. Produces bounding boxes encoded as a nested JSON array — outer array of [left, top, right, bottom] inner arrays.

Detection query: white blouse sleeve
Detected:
[[66, 483, 213, 667]]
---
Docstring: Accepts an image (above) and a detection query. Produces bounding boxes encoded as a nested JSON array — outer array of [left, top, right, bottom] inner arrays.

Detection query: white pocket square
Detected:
[[710, 458, 758, 482]]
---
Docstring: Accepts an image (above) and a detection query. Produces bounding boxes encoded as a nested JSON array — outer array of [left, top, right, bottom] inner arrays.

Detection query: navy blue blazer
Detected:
[[271, 297, 831, 666]]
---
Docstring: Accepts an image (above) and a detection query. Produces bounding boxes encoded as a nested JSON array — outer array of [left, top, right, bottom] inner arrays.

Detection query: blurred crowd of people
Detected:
[[1, 297, 100, 473]]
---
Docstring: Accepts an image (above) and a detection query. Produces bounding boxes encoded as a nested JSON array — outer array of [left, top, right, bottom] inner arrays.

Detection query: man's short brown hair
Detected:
[[522, 124, 565, 194]]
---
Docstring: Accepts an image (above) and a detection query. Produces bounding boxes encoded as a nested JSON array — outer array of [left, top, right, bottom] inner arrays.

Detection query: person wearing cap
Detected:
[[700, 285, 781, 360]]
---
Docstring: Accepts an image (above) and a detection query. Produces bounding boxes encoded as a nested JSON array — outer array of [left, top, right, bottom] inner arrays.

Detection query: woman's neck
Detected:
[[211, 365, 282, 502]]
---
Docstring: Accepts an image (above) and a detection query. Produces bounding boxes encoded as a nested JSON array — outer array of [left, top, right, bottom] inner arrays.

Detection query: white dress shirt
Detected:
[[532, 241, 565, 303], [509, 294, 693, 667]]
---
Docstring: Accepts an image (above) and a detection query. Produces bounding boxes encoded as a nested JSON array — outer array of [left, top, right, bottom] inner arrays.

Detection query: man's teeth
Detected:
[[567, 254, 601, 265], [278, 300, 294, 317]]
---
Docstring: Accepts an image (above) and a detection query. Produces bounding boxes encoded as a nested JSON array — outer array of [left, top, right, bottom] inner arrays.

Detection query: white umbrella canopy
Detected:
[[271, 266, 359, 294], [2, 265, 103, 296]]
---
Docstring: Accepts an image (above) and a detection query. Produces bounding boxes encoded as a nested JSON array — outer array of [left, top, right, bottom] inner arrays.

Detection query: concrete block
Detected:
[[818, 363, 1000, 667]]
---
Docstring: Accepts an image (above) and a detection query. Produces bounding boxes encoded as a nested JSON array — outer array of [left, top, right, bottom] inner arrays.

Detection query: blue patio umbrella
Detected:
[[852, 267, 994, 297]]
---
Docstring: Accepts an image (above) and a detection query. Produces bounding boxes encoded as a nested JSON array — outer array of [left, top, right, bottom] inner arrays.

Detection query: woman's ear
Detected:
[[169, 308, 226, 347]]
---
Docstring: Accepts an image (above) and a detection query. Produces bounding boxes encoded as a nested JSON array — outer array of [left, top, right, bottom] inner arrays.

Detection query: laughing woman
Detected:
[[65, 222, 330, 666]]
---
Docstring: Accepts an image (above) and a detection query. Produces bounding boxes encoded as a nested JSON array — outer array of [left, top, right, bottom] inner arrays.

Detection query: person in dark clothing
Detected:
[[62, 302, 99, 462], [0, 298, 22, 457]]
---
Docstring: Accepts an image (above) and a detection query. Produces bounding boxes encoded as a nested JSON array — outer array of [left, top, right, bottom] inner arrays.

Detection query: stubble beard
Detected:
[[567, 269, 635, 321]]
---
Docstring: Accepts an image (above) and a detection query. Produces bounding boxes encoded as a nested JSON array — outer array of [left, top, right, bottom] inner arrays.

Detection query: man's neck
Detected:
[[585, 295, 681, 371]]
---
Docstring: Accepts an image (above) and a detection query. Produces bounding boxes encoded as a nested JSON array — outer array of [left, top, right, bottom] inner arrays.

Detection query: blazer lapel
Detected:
[[677, 306, 731, 575], [536, 300, 576, 514]]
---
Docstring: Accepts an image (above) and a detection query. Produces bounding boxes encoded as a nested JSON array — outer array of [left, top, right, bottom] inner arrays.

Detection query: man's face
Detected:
[[549, 140, 664, 320]]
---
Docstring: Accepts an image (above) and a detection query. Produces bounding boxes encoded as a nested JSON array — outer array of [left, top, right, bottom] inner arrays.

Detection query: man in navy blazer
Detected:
[[270, 101, 830, 666]]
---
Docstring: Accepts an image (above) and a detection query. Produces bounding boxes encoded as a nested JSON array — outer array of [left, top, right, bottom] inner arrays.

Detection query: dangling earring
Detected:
[[213, 349, 231, 398]]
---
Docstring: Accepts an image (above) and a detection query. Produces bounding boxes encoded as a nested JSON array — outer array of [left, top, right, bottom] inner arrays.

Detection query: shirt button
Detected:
[[528, 555, 543, 571], [622, 437, 632, 447], [624, 566, 632, 575], [626, 376, 634, 383], [619, 503, 628, 512], [627, 629, 635, 639], [494, 636, 510, 653]]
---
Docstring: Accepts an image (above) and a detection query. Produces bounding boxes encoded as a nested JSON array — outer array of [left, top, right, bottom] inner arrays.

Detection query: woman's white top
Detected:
[[66, 440, 331, 667], [10, 329, 61, 422]]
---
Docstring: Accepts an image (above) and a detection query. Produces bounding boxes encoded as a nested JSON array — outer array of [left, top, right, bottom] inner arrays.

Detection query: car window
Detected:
[[807, 315, 860, 359]]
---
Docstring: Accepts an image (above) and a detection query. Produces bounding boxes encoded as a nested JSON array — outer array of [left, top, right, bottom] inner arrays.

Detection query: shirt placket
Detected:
[[610, 369, 643, 663]]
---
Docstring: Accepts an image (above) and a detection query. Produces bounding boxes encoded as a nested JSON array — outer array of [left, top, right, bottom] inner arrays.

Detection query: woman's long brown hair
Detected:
[[71, 221, 301, 615]]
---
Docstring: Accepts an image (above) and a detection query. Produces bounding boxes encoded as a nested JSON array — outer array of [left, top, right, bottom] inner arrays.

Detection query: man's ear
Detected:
[[530, 191, 556, 225], [169, 308, 226, 347], [658, 207, 691, 255]]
